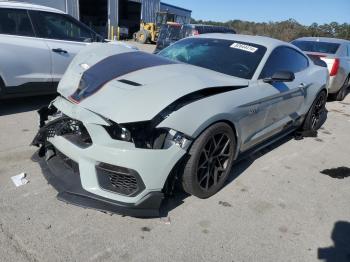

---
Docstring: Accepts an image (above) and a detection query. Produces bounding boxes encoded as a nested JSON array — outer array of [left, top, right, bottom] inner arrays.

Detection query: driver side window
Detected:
[[29, 11, 93, 42], [260, 46, 309, 79]]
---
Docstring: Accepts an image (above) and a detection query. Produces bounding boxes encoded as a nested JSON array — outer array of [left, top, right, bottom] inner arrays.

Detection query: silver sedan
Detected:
[[292, 37, 350, 101]]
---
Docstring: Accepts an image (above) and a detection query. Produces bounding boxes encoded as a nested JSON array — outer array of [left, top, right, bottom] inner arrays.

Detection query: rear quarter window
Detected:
[[292, 40, 341, 54]]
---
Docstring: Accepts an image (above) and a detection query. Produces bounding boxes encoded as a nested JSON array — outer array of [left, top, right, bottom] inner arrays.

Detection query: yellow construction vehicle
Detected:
[[134, 11, 176, 44]]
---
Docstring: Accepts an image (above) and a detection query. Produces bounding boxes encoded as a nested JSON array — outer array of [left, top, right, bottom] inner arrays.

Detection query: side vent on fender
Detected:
[[118, 79, 142, 86]]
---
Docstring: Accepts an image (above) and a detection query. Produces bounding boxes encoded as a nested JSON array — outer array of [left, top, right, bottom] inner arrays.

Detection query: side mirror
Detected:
[[263, 71, 295, 83]]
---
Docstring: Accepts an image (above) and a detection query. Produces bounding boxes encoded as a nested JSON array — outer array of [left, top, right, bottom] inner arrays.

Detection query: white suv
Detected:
[[0, 1, 104, 99]]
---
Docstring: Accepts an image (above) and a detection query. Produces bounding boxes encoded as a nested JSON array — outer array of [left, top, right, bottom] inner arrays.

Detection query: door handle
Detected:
[[52, 48, 68, 54]]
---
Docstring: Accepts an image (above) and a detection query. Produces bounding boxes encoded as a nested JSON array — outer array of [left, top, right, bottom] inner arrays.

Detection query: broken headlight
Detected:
[[163, 130, 192, 150], [105, 122, 191, 150], [105, 123, 132, 142]]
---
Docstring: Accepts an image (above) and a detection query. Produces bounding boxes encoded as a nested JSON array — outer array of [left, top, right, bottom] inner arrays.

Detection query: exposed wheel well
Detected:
[[162, 120, 239, 195], [0, 76, 4, 87]]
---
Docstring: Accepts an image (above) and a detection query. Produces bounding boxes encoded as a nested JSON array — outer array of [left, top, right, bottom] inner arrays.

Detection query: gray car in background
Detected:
[[292, 37, 350, 101]]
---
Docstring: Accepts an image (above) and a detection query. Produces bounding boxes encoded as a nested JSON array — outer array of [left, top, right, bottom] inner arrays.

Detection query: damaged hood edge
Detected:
[[57, 44, 249, 124]]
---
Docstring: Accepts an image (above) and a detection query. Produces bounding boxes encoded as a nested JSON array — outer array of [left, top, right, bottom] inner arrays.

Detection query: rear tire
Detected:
[[302, 90, 327, 132], [182, 123, 236, 199], [335, 76, 349, 101], [0, 77, 5, 97]]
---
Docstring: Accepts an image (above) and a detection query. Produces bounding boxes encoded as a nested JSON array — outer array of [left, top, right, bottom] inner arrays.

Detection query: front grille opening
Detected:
[[96, 163, 145, 197], [109, 173, 138, 194]]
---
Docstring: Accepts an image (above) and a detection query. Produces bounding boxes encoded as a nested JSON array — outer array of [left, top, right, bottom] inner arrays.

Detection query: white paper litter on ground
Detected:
[[11, 173, 29, 187], [160, 216, 171, 225]]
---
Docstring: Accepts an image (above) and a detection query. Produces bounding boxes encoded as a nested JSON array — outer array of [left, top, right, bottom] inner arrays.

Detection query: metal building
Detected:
[[9, 0, 191, 38], [160, 2, 191, 24]]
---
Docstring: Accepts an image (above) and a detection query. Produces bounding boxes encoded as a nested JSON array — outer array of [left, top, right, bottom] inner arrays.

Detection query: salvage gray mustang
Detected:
[[32, 34, 329, 217]]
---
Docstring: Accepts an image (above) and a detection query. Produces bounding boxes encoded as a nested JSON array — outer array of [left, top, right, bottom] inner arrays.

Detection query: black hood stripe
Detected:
[[70, 51, 178, 103], [151, 85, 248, 127]]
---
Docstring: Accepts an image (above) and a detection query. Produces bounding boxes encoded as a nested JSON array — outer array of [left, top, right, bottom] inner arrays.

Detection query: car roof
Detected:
[[0, 1, 65, 14], [189, 24, 231, 28], [294, 37, 350, 44], [195, 33, 293, 50]]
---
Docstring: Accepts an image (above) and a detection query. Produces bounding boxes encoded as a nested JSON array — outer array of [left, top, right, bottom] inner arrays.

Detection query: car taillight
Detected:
[[330, 58, 340, 76], [192, 29, 199, 36]]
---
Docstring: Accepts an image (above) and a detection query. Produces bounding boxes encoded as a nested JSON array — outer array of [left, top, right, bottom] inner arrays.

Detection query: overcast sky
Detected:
[[164, 0, 350, 25]]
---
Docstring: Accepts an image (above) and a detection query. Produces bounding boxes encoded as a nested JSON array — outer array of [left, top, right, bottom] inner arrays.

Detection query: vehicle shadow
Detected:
[[160, 134, 294, 217], [0, 95, 56, 116], [327, 86, 350, 103], [318, 221, 350, 262]]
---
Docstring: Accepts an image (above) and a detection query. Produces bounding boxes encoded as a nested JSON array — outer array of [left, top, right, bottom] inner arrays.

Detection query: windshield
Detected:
[[158, 38, 267, 79], [292, 40, 340, 54]]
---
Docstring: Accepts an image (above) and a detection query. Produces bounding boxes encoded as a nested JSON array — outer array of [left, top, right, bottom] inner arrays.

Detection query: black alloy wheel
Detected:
[[182, 123, 236, 199]]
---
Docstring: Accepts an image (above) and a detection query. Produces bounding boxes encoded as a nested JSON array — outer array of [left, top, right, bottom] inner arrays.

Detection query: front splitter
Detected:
[[37, 152, 164, 218]]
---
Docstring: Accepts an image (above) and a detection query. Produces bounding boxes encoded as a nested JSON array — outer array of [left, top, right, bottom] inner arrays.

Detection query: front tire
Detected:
[[302, 90, 327, 132], [182, 123, 236, 199]]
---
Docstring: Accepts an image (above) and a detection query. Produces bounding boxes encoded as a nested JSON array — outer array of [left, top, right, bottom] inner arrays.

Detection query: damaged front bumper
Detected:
[[32, 97, 186, 217], [39, 151, 164, 217]]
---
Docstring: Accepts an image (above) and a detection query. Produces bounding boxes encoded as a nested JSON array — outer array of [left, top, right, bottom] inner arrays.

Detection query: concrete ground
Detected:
[[0, 42, 349, 262]]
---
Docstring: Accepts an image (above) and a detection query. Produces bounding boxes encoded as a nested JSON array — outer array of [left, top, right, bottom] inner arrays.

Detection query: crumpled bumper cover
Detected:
[[32, 106, 164, 218]]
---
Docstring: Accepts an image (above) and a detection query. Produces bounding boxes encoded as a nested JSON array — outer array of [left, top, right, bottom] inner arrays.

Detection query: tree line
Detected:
[[190, 18, 350, 42]]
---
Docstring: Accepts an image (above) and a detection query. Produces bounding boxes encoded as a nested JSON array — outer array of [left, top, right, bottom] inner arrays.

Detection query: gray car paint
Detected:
[[59, 34, 328, 156], [46, 34, 328, 203]]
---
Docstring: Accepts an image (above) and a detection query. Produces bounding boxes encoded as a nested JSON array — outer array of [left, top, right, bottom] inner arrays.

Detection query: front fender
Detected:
[[157, 92, 244, 159]]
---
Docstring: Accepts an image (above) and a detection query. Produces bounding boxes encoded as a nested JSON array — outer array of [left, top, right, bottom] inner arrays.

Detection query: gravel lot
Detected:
[[0, 41, 349, 262]]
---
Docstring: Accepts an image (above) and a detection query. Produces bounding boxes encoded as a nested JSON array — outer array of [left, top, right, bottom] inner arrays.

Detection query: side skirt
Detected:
[[235, 126, 298, 163]]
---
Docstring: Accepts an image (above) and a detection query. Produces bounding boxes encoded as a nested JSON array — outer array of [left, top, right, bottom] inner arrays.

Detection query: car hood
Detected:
[[58, 44, 248, 124]]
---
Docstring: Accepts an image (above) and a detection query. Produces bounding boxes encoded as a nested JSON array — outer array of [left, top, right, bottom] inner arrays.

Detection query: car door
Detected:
[[0, 8, 52, 92], [28, 10, 97, 85], [244, 46, 309, 149]]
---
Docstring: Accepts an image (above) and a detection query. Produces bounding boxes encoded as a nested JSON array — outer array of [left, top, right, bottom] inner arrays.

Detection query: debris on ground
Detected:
[[219, 201, 232, 207], [160, 216, 171, 225], [141, 227, 151, 232], [11, 173, 29, 187]]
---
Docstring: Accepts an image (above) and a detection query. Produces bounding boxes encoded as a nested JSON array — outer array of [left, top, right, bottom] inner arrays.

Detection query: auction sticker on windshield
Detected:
[[230, 43, 258, 53]]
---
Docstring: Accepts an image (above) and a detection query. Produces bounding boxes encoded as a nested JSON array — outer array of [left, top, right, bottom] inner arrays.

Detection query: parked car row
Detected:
[[0, 2, 348, 217], [0, 2, 349, 102], [155, 23, 236, 52]]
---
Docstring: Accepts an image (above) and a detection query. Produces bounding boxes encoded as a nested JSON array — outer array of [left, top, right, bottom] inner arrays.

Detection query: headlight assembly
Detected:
[[105, 124, 132, 142], [163, 129, 192, 150], [104, 121, 192, 150]]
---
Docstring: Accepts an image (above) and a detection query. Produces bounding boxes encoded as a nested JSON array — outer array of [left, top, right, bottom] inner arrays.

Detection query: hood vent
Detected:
[[118, 79, 142, 86]]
